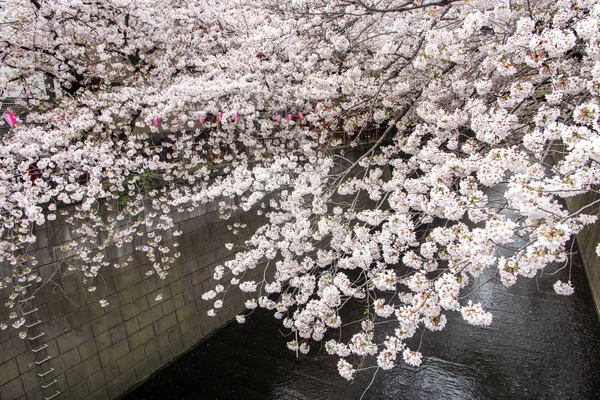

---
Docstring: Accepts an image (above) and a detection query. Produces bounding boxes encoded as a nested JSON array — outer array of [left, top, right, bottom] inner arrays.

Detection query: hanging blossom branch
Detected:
[[0, 0, 599, 383]]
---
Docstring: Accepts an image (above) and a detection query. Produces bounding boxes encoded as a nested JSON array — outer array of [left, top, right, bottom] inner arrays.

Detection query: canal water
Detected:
[[123, 240, 600, 400]]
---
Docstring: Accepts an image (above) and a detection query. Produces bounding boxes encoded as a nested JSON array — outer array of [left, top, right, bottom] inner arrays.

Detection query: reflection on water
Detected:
[[124, 247, 600, 400]]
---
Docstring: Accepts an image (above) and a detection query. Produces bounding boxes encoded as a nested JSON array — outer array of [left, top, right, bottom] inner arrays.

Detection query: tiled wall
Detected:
[[0, 198, 263, 400]]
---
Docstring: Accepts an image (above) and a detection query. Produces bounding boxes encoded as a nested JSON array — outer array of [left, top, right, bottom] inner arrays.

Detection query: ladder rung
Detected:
[[19, 296, 35, 303], [38, 368, 54, 377], [35, 355, 51, 365], [29, 332, 45, 340], [44, 392, 60, 400], [23, 308, 38, 316], [41, 379, 57, 389], [26, 320, 41, 328], [32, 344, 48, 353]]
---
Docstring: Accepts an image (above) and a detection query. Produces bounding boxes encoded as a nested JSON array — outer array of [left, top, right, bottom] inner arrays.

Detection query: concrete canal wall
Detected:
[[551, 145, 600, 317], [564, 191, 600, 316], [0, 198, 263, 400]]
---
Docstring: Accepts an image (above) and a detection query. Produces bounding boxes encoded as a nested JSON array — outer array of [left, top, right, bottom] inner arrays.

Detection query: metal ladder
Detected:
[[21, 290, 60, 400]]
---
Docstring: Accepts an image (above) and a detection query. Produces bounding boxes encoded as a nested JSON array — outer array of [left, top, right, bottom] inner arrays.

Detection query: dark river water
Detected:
[[123, 244, 600, 400]]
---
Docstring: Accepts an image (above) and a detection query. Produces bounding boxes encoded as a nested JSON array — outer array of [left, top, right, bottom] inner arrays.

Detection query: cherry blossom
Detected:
[[0, 0, 598, 384]]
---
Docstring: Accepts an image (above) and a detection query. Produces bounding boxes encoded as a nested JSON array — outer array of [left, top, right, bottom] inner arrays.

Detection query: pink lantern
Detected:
[[152, 117, 161, 132], [4, 112, 17, 127]]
